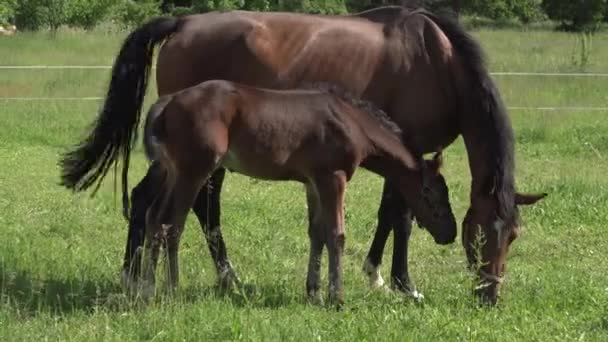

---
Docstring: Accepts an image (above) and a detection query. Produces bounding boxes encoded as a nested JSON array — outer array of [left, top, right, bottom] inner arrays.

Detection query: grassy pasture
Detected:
[[1, 27, 607, 341]]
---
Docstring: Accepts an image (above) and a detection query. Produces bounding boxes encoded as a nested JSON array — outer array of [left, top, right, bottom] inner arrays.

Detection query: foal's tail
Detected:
[[143, 96, 172, 163], [59, 16, 181, 216]]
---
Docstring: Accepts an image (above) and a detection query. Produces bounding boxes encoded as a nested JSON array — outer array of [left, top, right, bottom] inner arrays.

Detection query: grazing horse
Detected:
[[60, 6, 546, 304], [137, 80, 456, 304]]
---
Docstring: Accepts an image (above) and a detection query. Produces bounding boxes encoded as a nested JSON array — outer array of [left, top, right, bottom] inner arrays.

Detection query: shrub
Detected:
[[0, 0, 17, 26], [112, 0, 162, 28], [542, 0, 607, 32], [170, 6, 196, 16], [67, 0, 120, 30], [14, 0, 70, 31], [462, 0, 545, 23]]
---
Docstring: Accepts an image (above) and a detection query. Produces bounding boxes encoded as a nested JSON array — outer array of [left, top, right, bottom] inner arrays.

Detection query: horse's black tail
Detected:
[[419, 10, 516, 220], [59, 16, 181, 216]]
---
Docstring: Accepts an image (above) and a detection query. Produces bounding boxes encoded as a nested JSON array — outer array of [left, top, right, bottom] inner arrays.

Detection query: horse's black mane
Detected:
[[396, 6, 516, 220], [300, 82, 402, 138]]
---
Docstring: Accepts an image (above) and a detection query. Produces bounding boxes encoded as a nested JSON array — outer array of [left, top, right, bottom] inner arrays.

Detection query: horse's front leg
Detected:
[[191, 168, 239, 290], [389, 199, 423, 301], [362, 181, 393, 289]]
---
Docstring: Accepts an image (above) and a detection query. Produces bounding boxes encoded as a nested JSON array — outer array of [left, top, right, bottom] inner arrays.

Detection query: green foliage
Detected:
[[14, 0, 70, 30], [542, 0, 607, 32], [463, 0, 545, 23], [112, 0, 162, 28], [0, 0, 17, 26], [67, 0, 120, 30], [170, 5, 197, 16]]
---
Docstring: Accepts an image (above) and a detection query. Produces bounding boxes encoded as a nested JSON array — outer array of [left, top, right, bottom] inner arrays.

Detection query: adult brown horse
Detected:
[[60, 6, 546, 304], [137, 80, 456, 304]]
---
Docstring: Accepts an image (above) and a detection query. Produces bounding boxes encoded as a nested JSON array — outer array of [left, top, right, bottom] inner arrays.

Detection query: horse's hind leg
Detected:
[[305, 183, 324, 304], [191, 168, 239, 290], [315, 171, 347, 307]]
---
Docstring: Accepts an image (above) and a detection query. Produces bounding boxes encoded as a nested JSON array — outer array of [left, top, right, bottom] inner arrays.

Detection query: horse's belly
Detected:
[[221, 149, 300, 182]]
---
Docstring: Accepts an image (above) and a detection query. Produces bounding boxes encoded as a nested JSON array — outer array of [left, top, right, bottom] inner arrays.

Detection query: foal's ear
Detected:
[[515, 192, 547, 206], [426, 150, 443, 174]]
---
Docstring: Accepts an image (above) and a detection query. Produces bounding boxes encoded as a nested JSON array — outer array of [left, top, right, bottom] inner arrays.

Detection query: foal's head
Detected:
[[401, 151, 457, 245]]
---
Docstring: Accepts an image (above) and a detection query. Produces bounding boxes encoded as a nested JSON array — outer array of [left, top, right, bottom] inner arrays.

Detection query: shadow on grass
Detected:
[[0, 266, 123, 316], [0, 264, 302, 316], [179, 281, 305, 309]]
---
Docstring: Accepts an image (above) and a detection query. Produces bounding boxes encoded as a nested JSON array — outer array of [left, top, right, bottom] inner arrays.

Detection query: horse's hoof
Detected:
[[362, 259, 385, 289], [217, 268, 240, 292], [120, 269, 138, 295], [408, 289, 425, 303]]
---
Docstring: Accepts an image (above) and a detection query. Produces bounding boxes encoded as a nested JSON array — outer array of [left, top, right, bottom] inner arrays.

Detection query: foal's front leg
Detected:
[[315, 171, 347, 307], [305, 184, 324, 304]]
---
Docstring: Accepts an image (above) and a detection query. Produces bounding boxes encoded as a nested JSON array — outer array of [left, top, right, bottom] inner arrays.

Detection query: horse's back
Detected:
[[157, 10, 387, 95]]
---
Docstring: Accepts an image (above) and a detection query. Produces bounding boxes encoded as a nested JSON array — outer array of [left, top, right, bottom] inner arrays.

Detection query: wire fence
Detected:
[[1, 65, 607, 111]]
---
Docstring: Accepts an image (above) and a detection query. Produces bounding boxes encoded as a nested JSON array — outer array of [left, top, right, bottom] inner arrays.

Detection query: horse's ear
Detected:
[[515, 192, 547, 206], [426, 150, 443, 174]]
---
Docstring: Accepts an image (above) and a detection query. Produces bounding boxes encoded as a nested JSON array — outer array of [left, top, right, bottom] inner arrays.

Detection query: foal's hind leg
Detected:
[[315, 171, 347, 307], [305, 183, 324, 304], [191, 168, 239, 290], [141, 191, 169, 300], [165, 176, 208, 294], [122, 162, 163, 292]]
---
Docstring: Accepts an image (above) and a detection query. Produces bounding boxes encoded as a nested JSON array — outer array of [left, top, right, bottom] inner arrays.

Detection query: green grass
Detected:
[[1, 28, 608, 341]]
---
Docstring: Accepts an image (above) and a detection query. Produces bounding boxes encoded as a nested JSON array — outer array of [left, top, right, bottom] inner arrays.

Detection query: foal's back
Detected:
[[166, 80, 376, 182]]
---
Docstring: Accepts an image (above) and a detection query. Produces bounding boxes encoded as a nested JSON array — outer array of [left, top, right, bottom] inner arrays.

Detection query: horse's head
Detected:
[[400, 151, 457, 245], [462, 192, 547, 305]]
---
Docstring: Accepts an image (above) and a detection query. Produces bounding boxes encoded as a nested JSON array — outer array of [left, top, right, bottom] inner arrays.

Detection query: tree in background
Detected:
[[460, 0, 545, 23], [542, 0, 607, 32]]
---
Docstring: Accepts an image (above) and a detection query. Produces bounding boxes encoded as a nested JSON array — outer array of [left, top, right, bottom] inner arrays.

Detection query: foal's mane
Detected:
[[300, 82, 402, 138]]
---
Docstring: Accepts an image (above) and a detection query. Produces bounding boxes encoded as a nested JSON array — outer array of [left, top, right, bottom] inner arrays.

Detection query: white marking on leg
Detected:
[[218, 261, 239, 288], [363, 258, 385, 288], [409, 290, 425, 302]]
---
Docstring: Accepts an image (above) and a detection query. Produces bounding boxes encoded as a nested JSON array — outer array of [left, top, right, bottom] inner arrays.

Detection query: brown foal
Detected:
[[139, 81, 456, 304]]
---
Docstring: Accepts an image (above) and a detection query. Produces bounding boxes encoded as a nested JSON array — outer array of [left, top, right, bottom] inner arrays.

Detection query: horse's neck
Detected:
[[461, 129, 514, 206]]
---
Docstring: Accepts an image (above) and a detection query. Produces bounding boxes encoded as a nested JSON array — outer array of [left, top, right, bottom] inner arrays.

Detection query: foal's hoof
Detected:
[[138, 280, 156, 301], [307, 291, 324, 306], [362, 259, 386, 289], [327, 294, 344, 311]]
